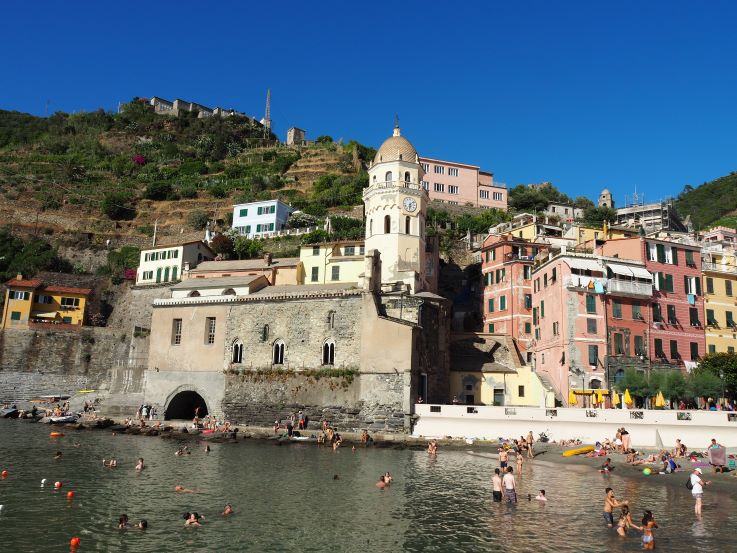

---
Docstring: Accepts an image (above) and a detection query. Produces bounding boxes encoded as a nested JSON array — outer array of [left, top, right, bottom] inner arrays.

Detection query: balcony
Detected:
[[702, 261, 737, 274], [564, 275, 597, 289], [606, 279, 653, 298]]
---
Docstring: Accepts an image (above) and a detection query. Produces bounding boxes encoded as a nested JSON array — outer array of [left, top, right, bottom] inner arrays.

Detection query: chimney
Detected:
[[16, 273, 22, 281], [264, 252, 273, 266]]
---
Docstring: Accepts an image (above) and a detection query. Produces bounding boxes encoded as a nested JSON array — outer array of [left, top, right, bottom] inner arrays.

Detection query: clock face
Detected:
[[403, 197, 417, 213]]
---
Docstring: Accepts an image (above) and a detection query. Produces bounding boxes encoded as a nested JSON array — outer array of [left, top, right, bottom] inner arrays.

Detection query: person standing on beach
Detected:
[[526, 431, 534, 458], [690, 468, 710, 517], [502, 467, 517, 503], [603, 487, 627, 528], [491, 468, 503, 502]]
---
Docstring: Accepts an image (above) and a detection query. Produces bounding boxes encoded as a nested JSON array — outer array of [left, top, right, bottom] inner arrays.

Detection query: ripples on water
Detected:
[[0, 420, 735, 552]]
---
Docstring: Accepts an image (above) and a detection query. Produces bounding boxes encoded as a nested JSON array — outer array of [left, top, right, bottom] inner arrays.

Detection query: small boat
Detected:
[[562, 445, 594, 457], [50, 431, 64, 438], [1, 408, 19, 419], [49, 415, 78, 424]]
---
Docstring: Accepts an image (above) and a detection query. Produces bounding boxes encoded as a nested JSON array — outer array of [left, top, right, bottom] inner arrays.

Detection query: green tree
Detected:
[[615, 368, 650, 404], [580, 206, 617, 227], [143, 181, 173, 201], [329, 216, 364, 240], [316, 135, 333, 144], [696, 352, 737, 394], [300, 229, 330, 244], [187, 210, 210, 230], [233, 236, 264, 259], [210, 235, 234, 257], [688, 369, 724, 399], [101, 191, 136, 220], [107, 246, 141, 273]]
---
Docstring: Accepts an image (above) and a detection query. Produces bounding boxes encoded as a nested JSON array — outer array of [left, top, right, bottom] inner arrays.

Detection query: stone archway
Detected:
[[164, 390, 209, 420]]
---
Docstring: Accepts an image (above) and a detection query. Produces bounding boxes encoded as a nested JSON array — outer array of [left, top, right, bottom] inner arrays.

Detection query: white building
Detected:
[[545, 203, 584, 222], [136, 241, 215, 286], [232, 200, 294, 238], [169, 275, 270, 299]]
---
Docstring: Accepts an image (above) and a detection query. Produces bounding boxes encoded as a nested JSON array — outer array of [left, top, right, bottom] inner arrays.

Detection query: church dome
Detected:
[[373, 126, 418, 164]]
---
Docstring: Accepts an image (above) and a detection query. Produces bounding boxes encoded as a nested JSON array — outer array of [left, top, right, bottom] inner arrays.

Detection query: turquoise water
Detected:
[[0, 420, 736, 552]]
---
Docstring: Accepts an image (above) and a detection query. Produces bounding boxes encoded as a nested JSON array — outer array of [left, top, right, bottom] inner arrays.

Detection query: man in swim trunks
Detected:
[[502, 467, 517, 503], [603, 487, 627, 528], [491, 468, 503, 502], [499, 448, 508, 469]]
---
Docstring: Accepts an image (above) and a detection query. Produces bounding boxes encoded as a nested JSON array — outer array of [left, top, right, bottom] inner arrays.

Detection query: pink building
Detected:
[[480, 234, 537, 357], [532, 251, 655, 405], [600, 237, 705, 370], [418, 157, 507, 210], [702, 226, 737, 245]]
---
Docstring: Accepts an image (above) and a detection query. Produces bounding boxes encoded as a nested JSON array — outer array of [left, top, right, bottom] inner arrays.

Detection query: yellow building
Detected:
[[565, 223, 639, 247], [299, 240, 366, 285], [702, 248, 737, 353], [449, 333, 555, 407], [1, 275, 91, 329]]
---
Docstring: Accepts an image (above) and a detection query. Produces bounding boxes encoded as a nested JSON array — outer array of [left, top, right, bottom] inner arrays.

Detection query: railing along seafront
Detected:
[[412, 404, 737, 447]]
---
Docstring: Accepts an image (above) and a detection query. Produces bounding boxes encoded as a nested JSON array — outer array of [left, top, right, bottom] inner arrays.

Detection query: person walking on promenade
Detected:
[[603, 487, 627, 528], [690, 467, 711, 517]]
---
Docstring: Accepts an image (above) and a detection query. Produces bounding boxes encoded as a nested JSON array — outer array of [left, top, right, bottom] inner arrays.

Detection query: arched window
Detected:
[[273, 340, 285, 365], [405, 216, 411, 235], [590, 378, 602, 390], [385, 171, 392, 183], [614, 369, 625, 383], [188, 290, 200, 297], [404, 171, 410, 183], [327, 310, 335, 329], [322, 340, 335, 365], [384, 215, 391, 234], [373, 175, 377, 183], [261, 324, 269, 342], [223, 288, 236, 295], [231, 339, 243, 364]]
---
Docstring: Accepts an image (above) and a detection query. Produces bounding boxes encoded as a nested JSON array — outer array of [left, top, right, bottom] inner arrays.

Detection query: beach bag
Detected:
[[685, 477, 693, 490]]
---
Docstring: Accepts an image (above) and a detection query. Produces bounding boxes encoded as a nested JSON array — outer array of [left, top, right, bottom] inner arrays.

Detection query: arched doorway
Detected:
[[165, 390, 208, 420]]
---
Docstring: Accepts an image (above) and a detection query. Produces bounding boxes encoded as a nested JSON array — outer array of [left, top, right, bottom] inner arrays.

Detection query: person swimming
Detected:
[[222, 504, 234, 516], [54, 451, 62, 460], [135, 458, 145, 471], [184, 512, 202, 526], [118, 514, 129, 529], [376, 476, 387, 489], [536, 489, 547, 502], [137, 519, 148, 529], [641, 510, 658, 550], [175, 485, 195, 493]]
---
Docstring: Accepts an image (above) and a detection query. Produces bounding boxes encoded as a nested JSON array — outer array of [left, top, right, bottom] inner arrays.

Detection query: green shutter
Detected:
[[586, 295, 596, 313], [488, 323, 494, 333], [525, 322, 531, 333], [500, 296, 506, 310], [695, 277, 701, 295], [656, 244, 666, 263], [664, 274, 674, 293], [489, 299, 494, 312], [541, 300, 545, 317], [671, 247, 678, 265]]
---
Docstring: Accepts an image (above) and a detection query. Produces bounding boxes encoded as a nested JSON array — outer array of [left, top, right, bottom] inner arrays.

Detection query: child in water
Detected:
[[641, 510, 657, 550]]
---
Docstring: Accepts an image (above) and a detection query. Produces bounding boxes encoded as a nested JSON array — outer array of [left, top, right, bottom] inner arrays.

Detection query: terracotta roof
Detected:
[[5, 279, 43, 289], [43, 285, 92, 295]]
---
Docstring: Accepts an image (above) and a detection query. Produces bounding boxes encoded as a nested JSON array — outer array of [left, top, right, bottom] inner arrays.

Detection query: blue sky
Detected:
[[2, 1, 736, 204]]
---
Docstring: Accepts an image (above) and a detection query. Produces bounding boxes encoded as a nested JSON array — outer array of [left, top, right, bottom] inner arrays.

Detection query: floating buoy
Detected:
[[50, 432, 64, 438], [55, 481, 63, 489], [67, 491, 75, 498], [1, 470, 7, 478], [70, 536, 80, 547], [41, 478, 47, 486]]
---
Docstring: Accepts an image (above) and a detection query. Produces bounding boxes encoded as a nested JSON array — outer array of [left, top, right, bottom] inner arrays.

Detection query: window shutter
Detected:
[[671, 247, 678, 265], [665, 274, 673, 292], [695, 277, 701, 295], [656, 244, 665, 263], [541, 300, 545, 317], [684, 275, 689, 295]]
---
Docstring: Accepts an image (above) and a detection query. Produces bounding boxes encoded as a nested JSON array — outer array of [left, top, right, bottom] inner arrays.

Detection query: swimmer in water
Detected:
[[383, 472, 393, 484], [617, 505, 641, 537], [184, 512, 202, 526], [603, 488, 628, 528], [376, 475, 387, 489], [205, 444, 211, 453], [54, 451, 62, 460], [222, 504, 234, 516], [137, 519, 148, 529], [118, 514, 129, 529], [175, 485, 195, 493], [536, 489, 547, 502], [135, 458, 145, 471], [641, 510, 658, 550]]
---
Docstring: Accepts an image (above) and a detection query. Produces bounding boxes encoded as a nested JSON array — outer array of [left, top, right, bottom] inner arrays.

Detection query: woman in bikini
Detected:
[[617, 505, 641, 537], [641, 510, 657, 550]]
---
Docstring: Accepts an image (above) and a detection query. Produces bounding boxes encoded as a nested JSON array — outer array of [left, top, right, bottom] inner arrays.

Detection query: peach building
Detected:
[[418, 157, 507, 210]]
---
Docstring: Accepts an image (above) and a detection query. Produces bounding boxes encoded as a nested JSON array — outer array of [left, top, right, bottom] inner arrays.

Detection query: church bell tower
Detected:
[[363, 123, 428, 293]]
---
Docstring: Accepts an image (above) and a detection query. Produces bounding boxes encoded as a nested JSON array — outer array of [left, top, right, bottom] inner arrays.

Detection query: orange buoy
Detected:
[[1, 470, 8, 478], [70, 536, 81, 547], [55, 481, 63, 489], [50, 432, 64, 438], [67, 491, 75, 498]]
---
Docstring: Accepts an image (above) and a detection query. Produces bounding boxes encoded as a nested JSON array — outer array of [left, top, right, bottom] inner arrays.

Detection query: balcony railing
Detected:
[[606, 279, 653, 297], [365, 180, 424, 192], [702, 261, 737, 274]]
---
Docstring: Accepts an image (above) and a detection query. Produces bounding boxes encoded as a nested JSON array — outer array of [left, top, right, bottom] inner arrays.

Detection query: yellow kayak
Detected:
[[562, 445, 594, 457]]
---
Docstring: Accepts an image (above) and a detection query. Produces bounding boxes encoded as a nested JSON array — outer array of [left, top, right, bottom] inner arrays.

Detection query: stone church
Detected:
[[142, 126, 450, 432]]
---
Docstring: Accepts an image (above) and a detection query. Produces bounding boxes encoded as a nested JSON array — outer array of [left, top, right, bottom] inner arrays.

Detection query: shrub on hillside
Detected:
[[187, 210, 210, 230], [102, 191, 136, 220], [143, 180, 173, 201]]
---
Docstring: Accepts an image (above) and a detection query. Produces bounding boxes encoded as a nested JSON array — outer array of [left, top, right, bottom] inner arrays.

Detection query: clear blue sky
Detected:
[[2, 1, 736, 204]]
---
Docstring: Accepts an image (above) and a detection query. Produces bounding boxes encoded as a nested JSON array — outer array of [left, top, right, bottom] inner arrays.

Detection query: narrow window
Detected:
[[385, 171, 392, 183], [727, 280, 733, 297], [311, 267, 319, 282], [612, 300, 622, 319], [328, 310, 336, 329], [670, 340, 679, 359], [384, 215, 391, 234], [331, 266, 340, 281], [586, 295, 596, 314], [273, 341, 285, 364], [205, 317, 216, 344], [405, 216, 411, 235], [634, 336, 645, 356], [322, 340, 335, 365], [404, 171, 410, 183], [614, 333, 624, 355], [690, 342, 700, 360], [232, 340, 243, 363], [172, 319, 182, 345], [261, 324, 270, 342], [588, 345, 598, 367]]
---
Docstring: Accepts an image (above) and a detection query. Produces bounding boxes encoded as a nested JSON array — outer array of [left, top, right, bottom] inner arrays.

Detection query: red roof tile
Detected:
[[43, 285, 92, 296], [5, 279, 43, 289]]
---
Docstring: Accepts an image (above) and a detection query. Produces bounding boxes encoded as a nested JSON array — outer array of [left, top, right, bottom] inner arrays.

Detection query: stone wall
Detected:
[[0, 326, 129, 403], [222, 371, 407, 432]]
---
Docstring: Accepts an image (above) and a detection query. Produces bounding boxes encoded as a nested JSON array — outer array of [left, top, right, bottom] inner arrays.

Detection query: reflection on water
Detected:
[[0, 420, 736, 552]]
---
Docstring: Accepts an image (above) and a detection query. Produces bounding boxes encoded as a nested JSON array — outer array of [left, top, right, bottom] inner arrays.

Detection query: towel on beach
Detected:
[[709, 446, 727, 467]]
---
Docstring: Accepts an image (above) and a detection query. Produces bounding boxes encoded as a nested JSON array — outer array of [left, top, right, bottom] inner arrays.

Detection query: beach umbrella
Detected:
[[568, 390, 577, 407], [655, 391, 665, 408], [596, 390, 605, 405], [623, 389, 633, 405], [611, 390, 620, 407]]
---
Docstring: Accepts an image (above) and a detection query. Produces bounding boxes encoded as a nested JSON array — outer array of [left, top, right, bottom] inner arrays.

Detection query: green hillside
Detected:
[[674, 171, 737, 229]]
